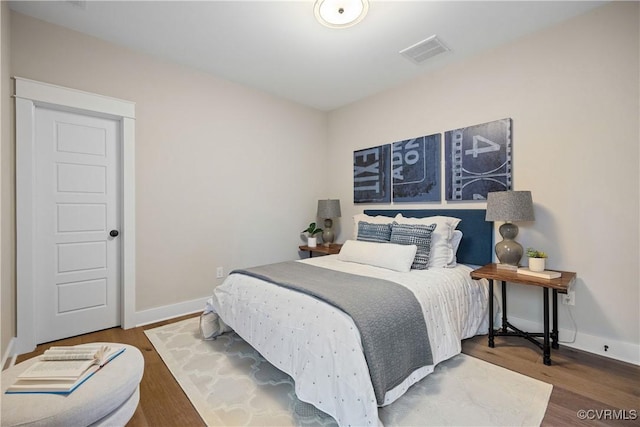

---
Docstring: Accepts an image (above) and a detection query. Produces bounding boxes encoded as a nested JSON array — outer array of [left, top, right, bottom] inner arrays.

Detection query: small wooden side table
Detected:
[[299, 243, 342, 258], [470, 263, 576, 365]]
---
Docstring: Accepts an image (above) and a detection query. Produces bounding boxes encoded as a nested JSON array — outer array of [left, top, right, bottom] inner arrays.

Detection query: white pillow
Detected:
[[394, 214, 461, 268], [338, 240, 417, 273], [449, 230, 463, 267], [352, 213, 399, 240]]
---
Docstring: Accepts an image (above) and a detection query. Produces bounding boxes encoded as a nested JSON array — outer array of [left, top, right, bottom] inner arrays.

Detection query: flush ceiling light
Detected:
[[314, 0, 369, 29]]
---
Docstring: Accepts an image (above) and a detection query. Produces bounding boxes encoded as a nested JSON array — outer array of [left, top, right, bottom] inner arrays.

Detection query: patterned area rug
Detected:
[[145, 317, 552, 426]]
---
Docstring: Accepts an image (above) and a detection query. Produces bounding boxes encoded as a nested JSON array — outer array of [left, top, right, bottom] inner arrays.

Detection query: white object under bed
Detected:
[[210, 255, 489, 426]]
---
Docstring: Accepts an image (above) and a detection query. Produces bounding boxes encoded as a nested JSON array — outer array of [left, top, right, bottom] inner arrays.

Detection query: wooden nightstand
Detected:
[[299, 243, 342, 258], [470, 263, 576, 365]]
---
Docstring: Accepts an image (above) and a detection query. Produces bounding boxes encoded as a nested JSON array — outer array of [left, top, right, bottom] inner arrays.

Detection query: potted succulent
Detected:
[[302, 222, 323, 248], [526, 248, 548, 272]]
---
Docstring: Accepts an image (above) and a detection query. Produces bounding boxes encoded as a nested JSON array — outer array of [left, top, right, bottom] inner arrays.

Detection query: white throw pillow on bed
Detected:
[[394, 214, 461, 268], [338, 240, 417, 273], [449, 230, 463, 267], [352, 213, 398, 240]]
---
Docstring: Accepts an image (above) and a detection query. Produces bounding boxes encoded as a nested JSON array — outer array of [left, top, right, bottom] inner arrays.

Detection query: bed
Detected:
[[204, 209, 493, 426]]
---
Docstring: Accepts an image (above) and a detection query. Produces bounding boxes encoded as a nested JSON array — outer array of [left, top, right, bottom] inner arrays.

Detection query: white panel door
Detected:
[[34, 107, 120, 343]]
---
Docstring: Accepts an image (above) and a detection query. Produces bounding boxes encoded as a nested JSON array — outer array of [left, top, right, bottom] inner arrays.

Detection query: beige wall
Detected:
[[7, 12, 328, 327], [3, 3, 638, 364], [328, 2, 639, 362], [1, 1, 15, 362]]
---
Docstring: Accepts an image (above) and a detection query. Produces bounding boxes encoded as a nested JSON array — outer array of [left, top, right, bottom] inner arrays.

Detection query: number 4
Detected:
[[465, 136, 500, 158]]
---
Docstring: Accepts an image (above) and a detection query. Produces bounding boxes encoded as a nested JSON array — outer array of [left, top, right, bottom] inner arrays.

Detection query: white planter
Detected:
[[307, 237, 317, 248], [528, 257, 546, 272]]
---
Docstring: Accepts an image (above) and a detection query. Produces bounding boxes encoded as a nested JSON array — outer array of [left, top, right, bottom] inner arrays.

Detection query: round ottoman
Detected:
[[1, 343, 144, 427]]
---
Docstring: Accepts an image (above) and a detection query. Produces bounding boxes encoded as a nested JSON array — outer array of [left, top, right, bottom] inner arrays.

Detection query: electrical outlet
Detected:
[[562, 289, 575, 306], [216, 267, 223, 278]]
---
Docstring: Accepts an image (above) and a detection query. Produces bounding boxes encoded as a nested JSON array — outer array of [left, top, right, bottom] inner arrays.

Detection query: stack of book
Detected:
[[6, 344, 125, 394], [517, 267, 561, 279]]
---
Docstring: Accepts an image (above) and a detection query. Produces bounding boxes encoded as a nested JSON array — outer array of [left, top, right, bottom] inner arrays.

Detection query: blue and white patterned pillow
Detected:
[[357, 221, 392, 243], [390, 222, 437, 270]]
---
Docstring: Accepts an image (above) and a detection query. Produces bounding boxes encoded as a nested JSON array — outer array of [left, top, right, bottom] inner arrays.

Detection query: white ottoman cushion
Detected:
[[1, 343, 144, 427], [91, 386, 140, 427]]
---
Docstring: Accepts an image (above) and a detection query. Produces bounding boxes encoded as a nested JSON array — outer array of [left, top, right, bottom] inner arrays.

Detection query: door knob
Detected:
[[110, 230, 119, 237]]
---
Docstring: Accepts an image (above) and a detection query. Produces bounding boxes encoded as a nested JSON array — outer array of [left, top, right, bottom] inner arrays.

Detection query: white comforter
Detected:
[[210, 255, 489, 426]]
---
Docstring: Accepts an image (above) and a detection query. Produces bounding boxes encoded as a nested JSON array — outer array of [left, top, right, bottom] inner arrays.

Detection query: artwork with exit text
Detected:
[[354, 144, 391, 203], [445, 118, 512, 201], [392, 134, 441, 202]]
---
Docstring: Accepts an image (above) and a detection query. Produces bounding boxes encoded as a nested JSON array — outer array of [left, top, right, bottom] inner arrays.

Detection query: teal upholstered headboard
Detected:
[[363, 209, 493, 266]]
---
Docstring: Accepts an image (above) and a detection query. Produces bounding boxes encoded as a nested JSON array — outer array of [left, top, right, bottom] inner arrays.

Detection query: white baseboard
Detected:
[[506, 315, 639, 366], [136, 298, 639, 366], [7, 298, 637, 367], [2, 337, 16, 369], [135, 296, 209, 327], [6, 298, 210, 360]]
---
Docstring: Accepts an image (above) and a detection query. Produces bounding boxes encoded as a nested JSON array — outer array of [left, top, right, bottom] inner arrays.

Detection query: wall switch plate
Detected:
[[216, 267, 223, 278]]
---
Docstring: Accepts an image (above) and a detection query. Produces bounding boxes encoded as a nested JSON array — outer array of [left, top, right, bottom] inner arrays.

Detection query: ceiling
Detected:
[[9, 1, 607, 111]]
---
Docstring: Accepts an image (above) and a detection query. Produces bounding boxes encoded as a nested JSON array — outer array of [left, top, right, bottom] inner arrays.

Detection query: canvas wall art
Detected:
[[392, 134, 441, 202], [353, 144, 391, 204], [445, 118, 512, 201]]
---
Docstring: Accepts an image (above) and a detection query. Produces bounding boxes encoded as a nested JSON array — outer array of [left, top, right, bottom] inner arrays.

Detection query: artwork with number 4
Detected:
[[353, 144, 391, 203], [445, 118, 512, 201], [392, 134, 441, 202]]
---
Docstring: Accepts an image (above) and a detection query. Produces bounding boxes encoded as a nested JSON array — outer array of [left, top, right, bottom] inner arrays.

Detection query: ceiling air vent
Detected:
[[400, 35, 450, 65]]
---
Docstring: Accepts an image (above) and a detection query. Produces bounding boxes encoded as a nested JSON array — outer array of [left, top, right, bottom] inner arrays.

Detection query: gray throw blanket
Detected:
[[231, 261, 433, 404]]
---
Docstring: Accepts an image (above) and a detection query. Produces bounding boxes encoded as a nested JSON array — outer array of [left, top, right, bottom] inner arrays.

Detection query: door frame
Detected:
[[14, 77, 136, 354]]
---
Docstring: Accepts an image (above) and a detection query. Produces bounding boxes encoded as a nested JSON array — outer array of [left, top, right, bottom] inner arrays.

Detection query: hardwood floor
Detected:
[[14, 315, 639, 426], [14, 314, 205, 427], [462, 336, 639, 426]]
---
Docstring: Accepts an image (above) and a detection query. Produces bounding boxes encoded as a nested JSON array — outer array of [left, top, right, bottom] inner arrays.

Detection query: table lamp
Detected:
[[317, 199, 341, 246], [485, 191, 534, 269]]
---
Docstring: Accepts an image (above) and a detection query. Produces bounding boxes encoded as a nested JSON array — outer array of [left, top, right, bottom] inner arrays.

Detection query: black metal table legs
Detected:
[[552, 289, 559, 350], [543, 287, 551, 365], [487, 280, 558, 365]]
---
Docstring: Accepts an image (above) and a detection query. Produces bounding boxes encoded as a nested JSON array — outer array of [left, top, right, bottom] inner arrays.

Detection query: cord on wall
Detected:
[[559, 305, 578, 344]]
